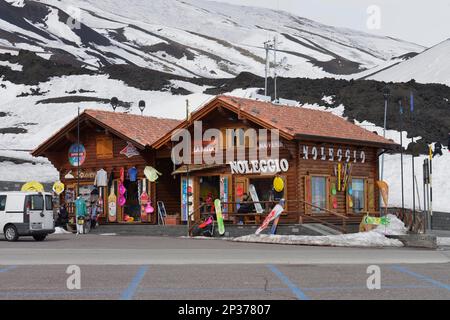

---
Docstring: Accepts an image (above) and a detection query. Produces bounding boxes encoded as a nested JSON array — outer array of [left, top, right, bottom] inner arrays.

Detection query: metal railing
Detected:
[[191, 199, 349, 233]]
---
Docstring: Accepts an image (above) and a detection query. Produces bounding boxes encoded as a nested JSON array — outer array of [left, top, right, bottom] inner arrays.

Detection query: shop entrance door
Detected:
[[199, 176, 220, 215]]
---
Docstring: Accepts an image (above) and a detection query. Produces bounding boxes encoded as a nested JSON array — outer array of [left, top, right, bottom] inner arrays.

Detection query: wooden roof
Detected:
[[32, 109, 181, 156], [153, 95, 397, 148]]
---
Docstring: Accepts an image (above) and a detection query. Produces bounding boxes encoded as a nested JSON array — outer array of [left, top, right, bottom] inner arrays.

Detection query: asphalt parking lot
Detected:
[[0, 234, 449, 300], [1, 263, 450, 300]]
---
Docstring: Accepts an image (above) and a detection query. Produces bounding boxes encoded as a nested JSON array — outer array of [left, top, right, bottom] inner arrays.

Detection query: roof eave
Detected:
[[31, 111, 147, 158], [152, 96, 295, 149]]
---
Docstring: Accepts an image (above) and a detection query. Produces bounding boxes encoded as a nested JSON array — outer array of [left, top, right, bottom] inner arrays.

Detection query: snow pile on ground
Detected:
[[233, 214, 406, 247], [233, 232, 403, 247], [372, 214, 408, 236], [437, 238, 450, 246], [53, 227, 72, 234]]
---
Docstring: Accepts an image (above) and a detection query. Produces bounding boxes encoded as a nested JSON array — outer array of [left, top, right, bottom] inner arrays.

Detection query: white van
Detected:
[[0, 191, 55, 241]]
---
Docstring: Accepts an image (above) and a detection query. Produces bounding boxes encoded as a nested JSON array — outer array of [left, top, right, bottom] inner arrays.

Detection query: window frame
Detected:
[[45, 195, 53, 211], [96, 135, 114, 159], [310, 175, 329, 215], [350, 177, 367, 214], [29, 195, 44, 211], [248, 175, 287, 213]]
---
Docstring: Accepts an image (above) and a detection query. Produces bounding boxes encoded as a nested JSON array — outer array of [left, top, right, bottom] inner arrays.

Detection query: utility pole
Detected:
[[407, 95, 416, 226], [399, 99, 405, 215], [185, 99, 190, 236], [263, 40, 273, 97], [262, 36, 282, 102], [273, 35, 278, 103], [429, 144, 433, 224]]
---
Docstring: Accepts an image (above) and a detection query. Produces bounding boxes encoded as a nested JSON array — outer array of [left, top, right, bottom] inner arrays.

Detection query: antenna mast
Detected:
[[264, 40, 273, 96], [273, 35, 278, 103]]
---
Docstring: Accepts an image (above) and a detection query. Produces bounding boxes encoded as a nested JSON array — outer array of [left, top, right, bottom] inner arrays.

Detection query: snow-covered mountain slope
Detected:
[[0, 0, 425, 79], [368, 39, 450, 86]]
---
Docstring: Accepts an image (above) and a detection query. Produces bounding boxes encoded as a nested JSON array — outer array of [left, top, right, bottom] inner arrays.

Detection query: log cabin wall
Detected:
[[154, 157, 181, 217], [56, 131, 151, 177], [297, 140, 380, 220]]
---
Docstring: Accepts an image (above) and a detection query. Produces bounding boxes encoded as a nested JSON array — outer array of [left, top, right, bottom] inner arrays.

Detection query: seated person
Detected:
[[237, 193, 255, 224]]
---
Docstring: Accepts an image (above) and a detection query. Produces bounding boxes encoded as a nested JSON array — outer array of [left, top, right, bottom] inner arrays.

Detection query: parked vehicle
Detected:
[[0, 192, 55, 242]]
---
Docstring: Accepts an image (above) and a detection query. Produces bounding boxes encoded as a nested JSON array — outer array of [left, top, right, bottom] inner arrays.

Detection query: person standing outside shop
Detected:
[[75, 196, 87, 234]]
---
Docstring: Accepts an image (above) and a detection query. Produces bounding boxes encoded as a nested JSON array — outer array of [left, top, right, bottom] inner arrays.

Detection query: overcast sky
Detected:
[[212, 0, 450, 47]]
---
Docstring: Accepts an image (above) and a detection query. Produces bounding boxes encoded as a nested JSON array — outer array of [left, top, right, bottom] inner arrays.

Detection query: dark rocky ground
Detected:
[[1, 50, 449, 154]]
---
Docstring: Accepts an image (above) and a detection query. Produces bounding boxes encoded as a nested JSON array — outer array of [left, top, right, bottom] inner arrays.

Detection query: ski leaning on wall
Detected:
[[248, 184, 264, 214], [214, 199, 225, 235], [256, 199, 285, 235]]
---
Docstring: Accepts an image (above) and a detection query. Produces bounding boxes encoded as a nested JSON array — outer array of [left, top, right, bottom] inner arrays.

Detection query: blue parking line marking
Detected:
[[120, 265, 149, 300], [0, 266, 17, 273], [391, 266, 450, 292], [267, 264, 309, 300]]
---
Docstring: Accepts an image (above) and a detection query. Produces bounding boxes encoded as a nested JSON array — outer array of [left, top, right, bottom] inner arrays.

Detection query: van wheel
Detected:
[[4, 225, 19, 242], [33, 234, 47, 242]]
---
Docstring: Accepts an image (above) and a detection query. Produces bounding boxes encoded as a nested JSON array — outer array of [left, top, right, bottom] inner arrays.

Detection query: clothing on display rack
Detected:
[[144, 166, 162, 182], [128, 167, 138, 182], [94, 169, 108, 187]]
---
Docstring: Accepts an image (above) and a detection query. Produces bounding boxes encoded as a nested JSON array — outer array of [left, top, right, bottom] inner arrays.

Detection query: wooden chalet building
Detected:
[[32, 109, 181, 225], [32, 96, 397, 229]]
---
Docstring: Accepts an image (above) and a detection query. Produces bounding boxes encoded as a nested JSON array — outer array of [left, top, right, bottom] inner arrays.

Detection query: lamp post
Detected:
[[110, 97, 119, 112], [138, 100, 146, 116]]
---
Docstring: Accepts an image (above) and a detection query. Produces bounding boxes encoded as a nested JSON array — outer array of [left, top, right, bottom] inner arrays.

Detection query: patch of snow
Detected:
[[0, 60, 23, 71], [233, 232, 403, 247], [43, 8, 82, 45], [0, 161, 58, 183], [369, 39, 450, 87], [5, 0, 25, 7], [19, 0, 424, 79], [298, 102, 346, 118], [53, 227, 72, 234], [170, 80, 212, 93], [383, 150, 450, 213], [233, 213, 406, 247], [437, 237, 450, 246], [321, 95, 334, 105], [372, 214, 408, 236]]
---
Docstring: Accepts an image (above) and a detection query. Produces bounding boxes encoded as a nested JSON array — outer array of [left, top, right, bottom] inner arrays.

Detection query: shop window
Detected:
[[352, 178, 365, 213], [221, 128, 256, 149], [96, 136, 113, 159], [249, 177, 284, 213], [199, 176, 220, 214], [311, 176, 327, 213]]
